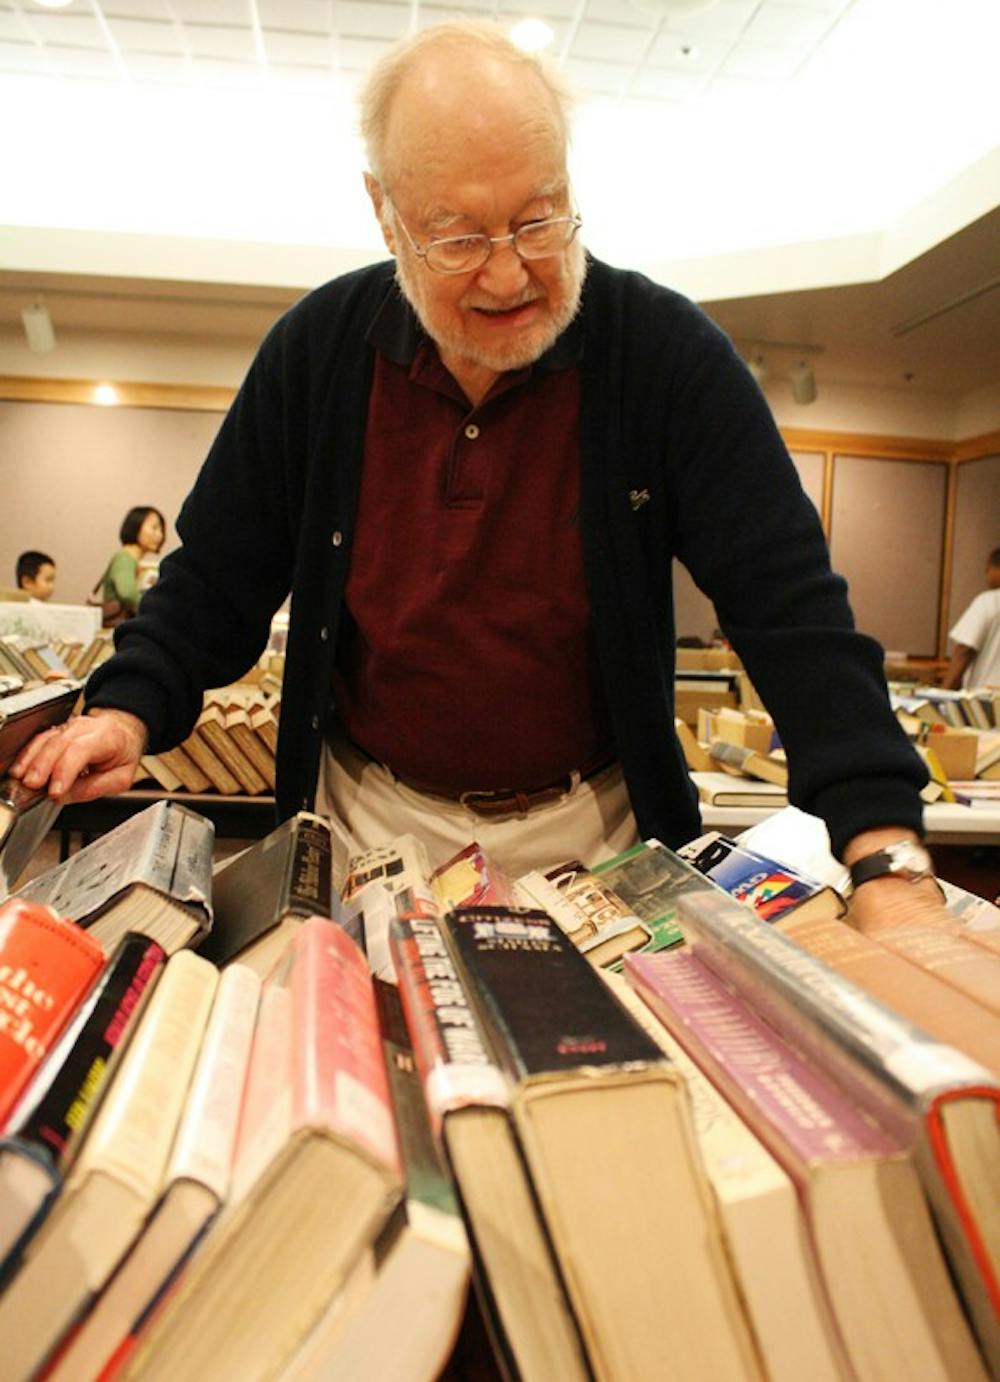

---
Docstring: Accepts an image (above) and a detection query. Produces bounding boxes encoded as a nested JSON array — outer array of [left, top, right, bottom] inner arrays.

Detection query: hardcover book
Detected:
[[154, 745, 211, 795], [674, 879, 1000, 1374], [195, 704, 268, 796], [198, 811, 332, 975], [0, 949, 218, 1382], [625, 947, 987, 1382], [601, 967, 846, 1382], [223, 704, 277, 790], [390, 898, 589, 1382], [689, 770, 789, 808], [123, 918, 403, 1382], [0, 897, 105, 1129], [0, 933, 165, 1281], [443, 905, 762, 1382], [16, 800, 214, 955], [515, 857, 652, 966], [280, 977, 471, 1382], [178, 726, 241, 795], [0, 679, 80, 773], [45, 963, 261, 1382]]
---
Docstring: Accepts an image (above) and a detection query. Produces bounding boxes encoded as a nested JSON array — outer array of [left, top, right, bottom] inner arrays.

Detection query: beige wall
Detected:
[[0, 399, 222, 603]]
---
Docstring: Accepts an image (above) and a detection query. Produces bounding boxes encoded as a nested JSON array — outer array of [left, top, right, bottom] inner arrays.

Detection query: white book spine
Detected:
[[70, 952, 218, 1203], [168, 964, 261, 1201]]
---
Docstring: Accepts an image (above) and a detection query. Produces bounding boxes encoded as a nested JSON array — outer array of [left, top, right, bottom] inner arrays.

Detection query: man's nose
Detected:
[[476, 237, 530, 295]]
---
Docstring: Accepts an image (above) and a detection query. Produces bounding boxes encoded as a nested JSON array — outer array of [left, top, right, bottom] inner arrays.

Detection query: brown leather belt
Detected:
[[390, 753, 618, 819]]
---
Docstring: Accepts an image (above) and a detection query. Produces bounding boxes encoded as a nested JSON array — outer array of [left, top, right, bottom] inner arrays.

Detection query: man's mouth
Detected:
[[472, 299, 540, 321]]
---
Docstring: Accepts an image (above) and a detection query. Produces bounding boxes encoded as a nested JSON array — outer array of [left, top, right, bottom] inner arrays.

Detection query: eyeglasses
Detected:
[[390, 203, 583, 275]]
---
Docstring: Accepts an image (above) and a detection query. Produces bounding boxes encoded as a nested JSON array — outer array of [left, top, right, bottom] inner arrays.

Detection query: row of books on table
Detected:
[[0, 780, 999, 1382]]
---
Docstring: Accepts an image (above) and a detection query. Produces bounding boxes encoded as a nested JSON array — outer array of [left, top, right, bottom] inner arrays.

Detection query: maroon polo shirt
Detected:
[[332, 291, 614, 793]]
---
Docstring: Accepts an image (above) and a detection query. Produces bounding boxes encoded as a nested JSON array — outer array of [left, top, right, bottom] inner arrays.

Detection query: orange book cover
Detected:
[[0, 898, 105, 1129]]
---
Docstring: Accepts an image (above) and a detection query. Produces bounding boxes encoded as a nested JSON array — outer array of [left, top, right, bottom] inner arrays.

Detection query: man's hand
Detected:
[[843, 827, 949, 936], [8, 709, 148, 803]]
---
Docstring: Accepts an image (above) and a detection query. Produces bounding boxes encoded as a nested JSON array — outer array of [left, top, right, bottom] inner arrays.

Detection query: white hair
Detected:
[[359, 20, 575, 186]]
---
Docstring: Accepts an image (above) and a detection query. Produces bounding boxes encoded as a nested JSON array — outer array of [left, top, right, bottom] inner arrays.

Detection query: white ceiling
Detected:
[[0, 0, 998, 400], [0, 0, 858, 99]]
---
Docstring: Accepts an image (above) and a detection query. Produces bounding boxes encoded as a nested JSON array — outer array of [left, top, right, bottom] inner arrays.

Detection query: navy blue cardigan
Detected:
[[87, 256, 925, 857]]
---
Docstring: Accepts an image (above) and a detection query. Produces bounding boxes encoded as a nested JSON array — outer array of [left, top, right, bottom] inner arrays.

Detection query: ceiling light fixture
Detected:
[[21, 300, 56, 353], [31, 0, 75, 9], [94, 383, 120, 406], [736, 337, 822, 405], [509, 18, 555, 53]]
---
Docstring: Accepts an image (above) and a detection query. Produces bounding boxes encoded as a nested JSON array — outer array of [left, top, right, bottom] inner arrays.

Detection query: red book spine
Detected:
[[0, 899, 105, 1129], [291, 917, 400, 1175]]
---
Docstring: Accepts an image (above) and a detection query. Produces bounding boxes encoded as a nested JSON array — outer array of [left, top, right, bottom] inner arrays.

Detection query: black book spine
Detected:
[[442, 907, 664, 1081], [16, 934, 166, 1167], [285, 818, 332, 917]]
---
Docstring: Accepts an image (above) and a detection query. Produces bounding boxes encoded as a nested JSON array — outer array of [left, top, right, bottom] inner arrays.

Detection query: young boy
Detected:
[[15, 551, 56, 601]]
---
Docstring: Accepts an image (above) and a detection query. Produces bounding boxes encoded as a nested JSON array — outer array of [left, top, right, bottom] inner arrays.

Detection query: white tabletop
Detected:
[[699, 801, 1000, 846]]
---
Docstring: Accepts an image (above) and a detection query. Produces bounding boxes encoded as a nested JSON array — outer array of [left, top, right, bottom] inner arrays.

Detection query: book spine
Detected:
[[0, 901, 106, 1128], [626, 949, 900, 1168], [389, 908, 509, 1134], [283, 817, 332, 919], [165, 806, 214, 919], [290, 917, 400, 1176], [441, 907, 665, 1080], [71, 951, 219, 1203], [167, 964, 261, 1200], [13, 935, 166, 1167], [674, 884, 995, 1117]]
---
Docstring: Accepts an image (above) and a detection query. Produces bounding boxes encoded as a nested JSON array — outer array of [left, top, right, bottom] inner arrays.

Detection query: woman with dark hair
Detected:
[[97, 505, 166, 626]]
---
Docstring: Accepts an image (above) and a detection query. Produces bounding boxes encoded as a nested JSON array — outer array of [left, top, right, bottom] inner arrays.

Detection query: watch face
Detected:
[[887, 841, 933, 876]]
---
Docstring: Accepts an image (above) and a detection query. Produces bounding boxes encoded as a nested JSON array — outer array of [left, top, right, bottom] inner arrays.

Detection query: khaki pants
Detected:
[[316, 737, 639, 889]]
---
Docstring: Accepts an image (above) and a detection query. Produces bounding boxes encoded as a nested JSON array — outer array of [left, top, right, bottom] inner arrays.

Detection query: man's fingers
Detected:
[[10, 723, 66, 779], [58, 764, 135, 805]]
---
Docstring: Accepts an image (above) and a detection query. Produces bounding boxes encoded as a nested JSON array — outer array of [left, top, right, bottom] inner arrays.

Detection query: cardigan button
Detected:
[[311, 714, 320, 730], [320, 626, 329, 642], [331, 530, 343, 547]]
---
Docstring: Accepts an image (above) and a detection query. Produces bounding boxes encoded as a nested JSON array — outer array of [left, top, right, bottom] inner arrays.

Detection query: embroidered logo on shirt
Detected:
[[628, 488, 651, 511]]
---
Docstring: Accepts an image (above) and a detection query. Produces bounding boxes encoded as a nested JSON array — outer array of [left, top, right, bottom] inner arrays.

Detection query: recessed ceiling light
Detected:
[[509, 18, 556, 53], [32, 0, 76, 9], [94, 383, 120, 406]]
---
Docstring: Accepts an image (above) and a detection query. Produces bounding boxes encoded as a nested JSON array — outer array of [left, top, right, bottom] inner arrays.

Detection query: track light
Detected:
[[789, 360, 817, 405], [737, 337, 822, 405], [22, 300, 56, 353]]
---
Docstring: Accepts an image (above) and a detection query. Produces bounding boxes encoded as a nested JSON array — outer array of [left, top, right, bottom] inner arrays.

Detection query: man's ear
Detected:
[[364, 173, 397, 255]]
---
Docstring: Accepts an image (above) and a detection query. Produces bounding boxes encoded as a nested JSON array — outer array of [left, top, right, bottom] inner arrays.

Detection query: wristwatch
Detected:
[[848, 839, 937, 891]]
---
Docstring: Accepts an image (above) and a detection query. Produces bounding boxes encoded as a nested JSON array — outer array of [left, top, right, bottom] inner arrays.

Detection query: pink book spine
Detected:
[[290, 916, 401, 1177], [625, 948, 900, 1184]]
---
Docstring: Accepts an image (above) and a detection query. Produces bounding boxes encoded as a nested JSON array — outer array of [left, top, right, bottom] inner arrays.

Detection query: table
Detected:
[[699, 801, 1000, 846]]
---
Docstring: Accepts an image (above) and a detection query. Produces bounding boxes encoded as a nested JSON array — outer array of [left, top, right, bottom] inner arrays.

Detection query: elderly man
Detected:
[[13, 22, 944, 932]]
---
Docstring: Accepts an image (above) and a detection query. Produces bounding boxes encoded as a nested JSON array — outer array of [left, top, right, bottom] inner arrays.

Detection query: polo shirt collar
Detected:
[[365, 280, 583, 373]]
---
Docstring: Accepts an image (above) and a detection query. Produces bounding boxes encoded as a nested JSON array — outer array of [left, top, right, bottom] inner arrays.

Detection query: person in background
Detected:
[[15, 551, 56, 602], [97, 506, 167, 626], [11, 22, 946, 936], [942, 546, 1000, 689]]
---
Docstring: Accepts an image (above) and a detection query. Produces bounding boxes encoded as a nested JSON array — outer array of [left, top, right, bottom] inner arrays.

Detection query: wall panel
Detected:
[[829, 455, 947, 656]]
